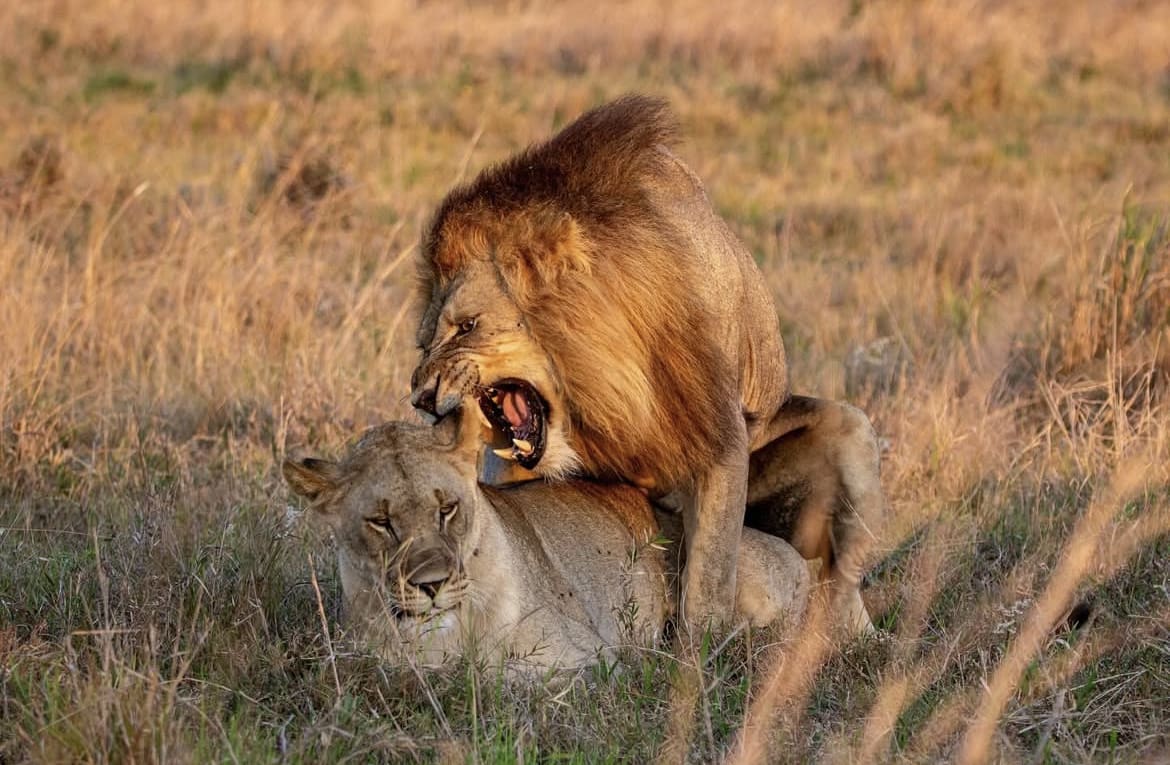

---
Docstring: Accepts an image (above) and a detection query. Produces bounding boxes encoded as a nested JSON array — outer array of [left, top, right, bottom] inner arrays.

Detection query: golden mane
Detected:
[[417, 95, 740, 487]]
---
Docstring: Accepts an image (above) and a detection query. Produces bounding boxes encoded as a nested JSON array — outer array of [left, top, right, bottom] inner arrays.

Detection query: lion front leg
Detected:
[[678, 419, 749, 633], [745, 396, 883, 635]]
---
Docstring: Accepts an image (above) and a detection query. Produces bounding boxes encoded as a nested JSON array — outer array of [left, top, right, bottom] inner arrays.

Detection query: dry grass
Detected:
[[3, 0, 1170, 762]]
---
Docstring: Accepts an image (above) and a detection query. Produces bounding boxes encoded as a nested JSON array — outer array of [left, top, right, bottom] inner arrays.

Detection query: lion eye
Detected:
[[456, 317, 477, 336]]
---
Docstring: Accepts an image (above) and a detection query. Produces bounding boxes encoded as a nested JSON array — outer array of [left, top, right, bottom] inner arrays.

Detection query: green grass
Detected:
[[83, 69, 155, 101]]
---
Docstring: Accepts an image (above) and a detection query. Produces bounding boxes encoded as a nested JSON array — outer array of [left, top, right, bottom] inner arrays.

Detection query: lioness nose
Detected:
[[405, 552, 450, 596], [414, 577, 446, 598]]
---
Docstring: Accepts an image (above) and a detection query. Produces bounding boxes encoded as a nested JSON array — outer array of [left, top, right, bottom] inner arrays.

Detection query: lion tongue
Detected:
[[502, 390, 529, 430]]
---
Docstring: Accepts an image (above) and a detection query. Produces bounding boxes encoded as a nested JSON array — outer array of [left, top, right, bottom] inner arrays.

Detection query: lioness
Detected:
[[283, 419, 812, 670], [409, 95, 882, 631]]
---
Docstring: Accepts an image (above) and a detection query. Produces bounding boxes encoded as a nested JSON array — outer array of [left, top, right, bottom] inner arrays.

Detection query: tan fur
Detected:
[[410, 95, 882, 631], [283, 420, 813, 671], [743, 396, 884, 634]]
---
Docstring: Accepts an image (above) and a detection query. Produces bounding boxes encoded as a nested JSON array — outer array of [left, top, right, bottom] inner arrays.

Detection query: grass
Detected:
[[2, 0, 1169, 761]]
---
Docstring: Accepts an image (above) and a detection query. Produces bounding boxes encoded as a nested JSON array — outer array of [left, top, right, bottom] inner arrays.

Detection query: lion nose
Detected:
[[412, 384, 437, 416], [410, 372, 439, 416]]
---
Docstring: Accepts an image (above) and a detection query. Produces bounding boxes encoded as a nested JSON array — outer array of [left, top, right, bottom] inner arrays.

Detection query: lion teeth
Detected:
[[512, 438, 533, 454], [492, 447, 517, 460], [475, 405, 492, 427]]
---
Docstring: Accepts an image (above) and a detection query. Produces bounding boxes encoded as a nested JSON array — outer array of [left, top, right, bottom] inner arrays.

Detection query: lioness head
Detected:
[[283, 422, 479, 630]]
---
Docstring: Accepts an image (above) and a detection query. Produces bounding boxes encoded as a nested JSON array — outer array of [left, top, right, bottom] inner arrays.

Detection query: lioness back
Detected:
[[484, 480, 673, 654]]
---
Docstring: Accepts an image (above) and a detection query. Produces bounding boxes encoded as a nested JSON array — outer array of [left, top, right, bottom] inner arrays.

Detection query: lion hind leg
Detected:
[[745, 396, 883, 636], [831, 404, 883, 634]]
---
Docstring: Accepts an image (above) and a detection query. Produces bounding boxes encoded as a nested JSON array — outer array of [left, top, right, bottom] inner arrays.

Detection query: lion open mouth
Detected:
[[475, 379, 547, 469]]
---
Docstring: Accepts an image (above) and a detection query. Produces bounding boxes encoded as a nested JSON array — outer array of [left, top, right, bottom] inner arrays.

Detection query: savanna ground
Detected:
[[2, 1, 1169, 762]]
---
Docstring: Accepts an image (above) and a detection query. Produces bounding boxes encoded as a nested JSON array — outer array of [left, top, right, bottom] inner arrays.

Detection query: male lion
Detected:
[[282, 419, 812, 670], [409, 95, 882, 632]]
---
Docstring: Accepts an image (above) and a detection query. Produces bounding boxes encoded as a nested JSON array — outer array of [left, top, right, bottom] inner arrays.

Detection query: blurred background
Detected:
[[2, 1, 1168, 762]]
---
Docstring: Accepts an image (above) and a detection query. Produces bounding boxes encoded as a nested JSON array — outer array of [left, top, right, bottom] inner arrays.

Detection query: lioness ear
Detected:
[[282, 457, 341, 504]]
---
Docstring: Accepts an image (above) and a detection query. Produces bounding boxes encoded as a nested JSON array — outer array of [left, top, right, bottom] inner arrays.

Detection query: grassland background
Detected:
[[2, 0, 1169, 762]]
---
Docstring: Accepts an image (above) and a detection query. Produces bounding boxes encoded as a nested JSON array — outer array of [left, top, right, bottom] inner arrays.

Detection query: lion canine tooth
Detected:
[[512, 438, 533, 454], [492, 447, 517, 460], [475, 405, 491, 427]]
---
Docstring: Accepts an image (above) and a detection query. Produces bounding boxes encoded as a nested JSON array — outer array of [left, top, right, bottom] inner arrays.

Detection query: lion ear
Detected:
[[541, 211, 590, 277], [503, 211, 591, 300], [283, 457, 342, 505]]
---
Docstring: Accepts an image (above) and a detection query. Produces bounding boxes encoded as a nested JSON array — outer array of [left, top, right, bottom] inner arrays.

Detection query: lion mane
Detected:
[[418, 95, 741, 489]]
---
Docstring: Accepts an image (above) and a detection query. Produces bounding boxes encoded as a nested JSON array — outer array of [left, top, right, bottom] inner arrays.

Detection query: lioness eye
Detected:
[[439, 500, 459, 529], [456, 317, 477, 336], [365, 505, 399, 541]]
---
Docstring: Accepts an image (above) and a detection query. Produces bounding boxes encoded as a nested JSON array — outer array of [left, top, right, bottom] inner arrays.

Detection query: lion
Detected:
[[282, 418, 813, 670], [409, 94, 882, 633]]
